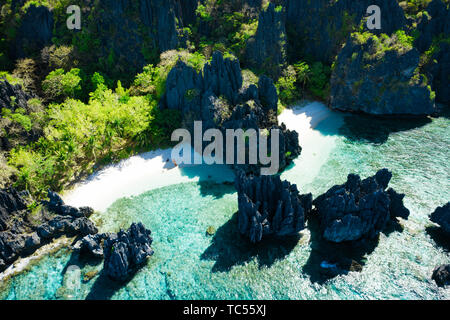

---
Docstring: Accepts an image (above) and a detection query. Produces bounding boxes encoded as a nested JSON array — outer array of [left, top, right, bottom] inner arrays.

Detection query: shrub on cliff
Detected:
[[330, 31, 436, 115], [42, 68, 84, 102]]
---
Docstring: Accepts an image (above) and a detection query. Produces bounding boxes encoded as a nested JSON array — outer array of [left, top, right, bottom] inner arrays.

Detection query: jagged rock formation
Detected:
[[73, 233, 107, 259], [139, 0, 185, 52], [313, 169, 410, 243], [73, 222, 154, 281], [285, 0, 406, 63], [415, 0, 450, 104], [196, 0, 262, 37], [430, 202, 450, 234], [415, 0, 450, 53], [164, 51, 243, 119], [330, 32, 436, 115], [161, 51, 301, 173], [429, 41, 450, 105], [432, 264, 450, 287], [245, 3, 287, 79], [103, 223, 154, 282], [235, 173, 312, 243], [0, 188, 28, 232], [0, 188, 97, 272], [23, 0, 195, 75], [14, 4, 53, 58], [0, 79, 32, 111], [44, 190, 94, 219]]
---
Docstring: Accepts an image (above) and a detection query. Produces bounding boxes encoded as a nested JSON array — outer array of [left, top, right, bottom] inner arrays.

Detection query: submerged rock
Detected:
[[206, 226, 216, 236], [313, 169, 410, 243], [235, 173, 312, 243], [432, 264, 450, 287], [103, 222, 154, 282], [430, 202, 450, 234], [330, 32, 436, 115]]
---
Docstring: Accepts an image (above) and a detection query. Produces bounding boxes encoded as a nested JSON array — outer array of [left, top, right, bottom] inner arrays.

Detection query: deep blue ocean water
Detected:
[[1, 103, 449, 300]]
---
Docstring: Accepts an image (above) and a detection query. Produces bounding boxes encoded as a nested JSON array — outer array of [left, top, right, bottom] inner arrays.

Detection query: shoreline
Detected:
[[0, 237, 74, 283], [63, 101, 338, 213], [62, 148, 236, 212], [0, 101, 342, 284]]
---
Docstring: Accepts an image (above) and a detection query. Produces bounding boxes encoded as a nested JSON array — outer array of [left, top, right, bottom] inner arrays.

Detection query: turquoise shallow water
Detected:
[[1, 105, 449, 300]]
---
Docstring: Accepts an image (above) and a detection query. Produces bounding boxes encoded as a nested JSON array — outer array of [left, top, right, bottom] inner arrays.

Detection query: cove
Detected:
[[0, 102, 449, 300]]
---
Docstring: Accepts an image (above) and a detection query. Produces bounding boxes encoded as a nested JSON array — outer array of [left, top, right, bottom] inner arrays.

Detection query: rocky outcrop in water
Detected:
[[14, 4, 53, 58], [73, 233, 107, 259], [235, 173, 312, 243], [162, 51, 301, 173], [245, 3, 287, 79], [312, 169, 410, 243], [103, 223, 154, 282], [430, 202, 450, 234], [285, 0, 406, 63], [330, 32, 436, 115], [0, 188, 97, 272], [432, 264, 450, 287], [73, 222, 154, 281]]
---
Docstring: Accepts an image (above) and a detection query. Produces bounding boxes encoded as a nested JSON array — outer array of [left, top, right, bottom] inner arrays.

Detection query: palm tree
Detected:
[[294, 62, 311, 98]]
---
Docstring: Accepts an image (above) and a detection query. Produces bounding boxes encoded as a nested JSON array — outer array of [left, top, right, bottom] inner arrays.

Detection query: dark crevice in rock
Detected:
[[73, 222, 154, 283], [161, 50, 301, 174], [245, 2, 287, 79], [312, 169, 409, 243], [330, 34, 436, 115], [235, 172, 312, 243]]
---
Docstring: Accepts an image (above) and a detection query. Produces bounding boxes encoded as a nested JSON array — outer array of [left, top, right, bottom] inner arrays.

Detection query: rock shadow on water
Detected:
[[60, 245, 135, 300], [426, 226, 450, 252], [61, 251, 103, 277], [201, 213, 302, 272], [179, 164, 237, 198], [289, 103, 343, 137], [197, 180, 236, 199], [303, 216, 403, 284], [84, 269, 136, 300], [340, 114, 432, 144]]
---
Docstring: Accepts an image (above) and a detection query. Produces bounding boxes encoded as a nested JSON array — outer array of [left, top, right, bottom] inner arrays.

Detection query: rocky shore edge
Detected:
[[0, 188, 154, 283]]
